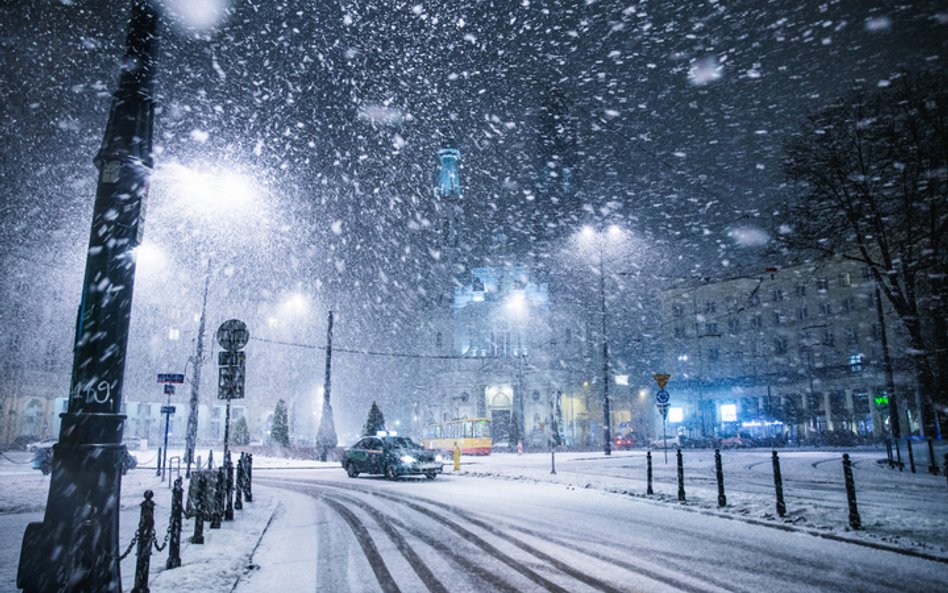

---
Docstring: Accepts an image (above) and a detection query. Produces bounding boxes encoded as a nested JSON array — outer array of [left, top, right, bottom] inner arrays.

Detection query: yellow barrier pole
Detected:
[[453, 442, 461, 472]]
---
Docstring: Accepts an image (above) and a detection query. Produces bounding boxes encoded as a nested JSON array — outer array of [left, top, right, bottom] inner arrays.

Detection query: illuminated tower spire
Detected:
[[435, 142, 463, 259]]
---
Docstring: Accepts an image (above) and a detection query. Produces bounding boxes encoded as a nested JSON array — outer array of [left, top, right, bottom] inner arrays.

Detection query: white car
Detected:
[[25, 438, 57, 452], [649, 435, 681, 449]]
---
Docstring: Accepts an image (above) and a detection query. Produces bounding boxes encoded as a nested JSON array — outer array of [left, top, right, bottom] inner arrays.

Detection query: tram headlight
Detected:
[[434, 454, 444, 463]]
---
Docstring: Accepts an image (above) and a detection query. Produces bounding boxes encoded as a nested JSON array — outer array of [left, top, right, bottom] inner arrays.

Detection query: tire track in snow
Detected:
[[274, 477, 720, 593]]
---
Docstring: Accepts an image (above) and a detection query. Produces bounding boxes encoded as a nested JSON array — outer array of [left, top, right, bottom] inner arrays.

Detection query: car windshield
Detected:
[[384, 437, 422, 450]]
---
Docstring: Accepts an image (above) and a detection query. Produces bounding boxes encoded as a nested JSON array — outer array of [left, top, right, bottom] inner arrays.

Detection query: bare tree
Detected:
[[776, 73, 947, 427]]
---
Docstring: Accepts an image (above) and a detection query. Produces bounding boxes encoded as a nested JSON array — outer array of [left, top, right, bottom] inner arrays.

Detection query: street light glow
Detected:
[[580, 225, 596, 242], [158, 162, 261, 219]]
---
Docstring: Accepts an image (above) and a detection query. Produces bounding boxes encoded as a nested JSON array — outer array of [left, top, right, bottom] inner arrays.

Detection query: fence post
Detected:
[[130, 491, 155, 593], [191, 474, 206, 544], [646, 450, 653, 495], [166, 477, 183, 569], [906, 438, 916, 473], [715, 448, 726, 507], [772, 450, 786, 518], [224, 452, 234, 521], [210, 469, 223, 529], [245, 453, 253, 502], [927, 438, 939, 475], [234, 458, 244, 511], [842, 453, 861, 530], [884, 439, 893, 469], [676, 448, 685, 502]]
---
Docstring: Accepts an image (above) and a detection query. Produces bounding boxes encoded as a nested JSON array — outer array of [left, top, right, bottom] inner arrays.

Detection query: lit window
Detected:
[[168, 328, 180, 341], [614, 374, 629, 386], [720, 404, 738, 422], [668, 407, 684, 423], [849, 354, 863, 373]]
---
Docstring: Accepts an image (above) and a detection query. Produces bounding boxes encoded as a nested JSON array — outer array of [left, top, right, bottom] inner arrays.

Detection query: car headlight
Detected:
[[434, 454, 444, 463], [400, 455, 417, 464]]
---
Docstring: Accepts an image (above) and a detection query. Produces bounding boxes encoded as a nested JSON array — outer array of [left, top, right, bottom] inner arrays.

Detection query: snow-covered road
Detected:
[[238, 470, 948, 593]]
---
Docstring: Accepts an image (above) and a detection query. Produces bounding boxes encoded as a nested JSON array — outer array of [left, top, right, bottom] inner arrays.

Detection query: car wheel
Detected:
[[424, 472, 436, 480], [384, 463, 397, 481], [41, 461, 52, 476], [346, 462, 359, 478]]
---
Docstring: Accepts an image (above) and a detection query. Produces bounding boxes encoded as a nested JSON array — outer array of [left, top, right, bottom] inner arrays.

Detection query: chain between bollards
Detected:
[[676, 448, 686, 502], [771, 450, 786, 518], [842, 453, 861, 530], [646, 450, 653, 495], [714, 448, 726, 507]]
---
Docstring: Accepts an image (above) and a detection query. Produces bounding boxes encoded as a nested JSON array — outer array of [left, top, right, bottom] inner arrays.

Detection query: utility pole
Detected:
[[316, 310, 337, 461], [874, 283, 903, 466], [18, 2, 159, 591], [185, 259, 211, 477]]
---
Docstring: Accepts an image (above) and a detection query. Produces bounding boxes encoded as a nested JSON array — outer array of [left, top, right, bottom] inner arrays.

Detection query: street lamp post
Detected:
[[185, 258, 211, 477], [596, 237, 612, 456], [18, 2, 159, 591]]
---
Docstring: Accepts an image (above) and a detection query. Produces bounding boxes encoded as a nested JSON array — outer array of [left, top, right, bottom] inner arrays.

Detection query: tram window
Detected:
[[464, 422, 473, 438]]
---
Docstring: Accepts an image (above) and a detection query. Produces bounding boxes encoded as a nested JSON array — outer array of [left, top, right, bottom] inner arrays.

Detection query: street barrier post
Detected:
[[166, 478, 183, 569], [906, 438, 916, 473], [646, 450, 653, 495], [842, 453, 861, 530], [130, 491, 155, 593], [772, 450, 786, 518], [715, 448, 726, 507], [676, 448, 685, 502]]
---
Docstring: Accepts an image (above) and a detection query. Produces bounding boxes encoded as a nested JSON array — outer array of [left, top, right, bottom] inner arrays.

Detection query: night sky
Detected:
[[1, 0, 945, 427]]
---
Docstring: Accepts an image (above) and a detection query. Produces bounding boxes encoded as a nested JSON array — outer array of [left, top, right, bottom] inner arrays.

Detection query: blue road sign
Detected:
[[163, 384, 175, 395], [656, 389, 670, 404], [160, 405, 176, 415], [157, 373, 185, 384]]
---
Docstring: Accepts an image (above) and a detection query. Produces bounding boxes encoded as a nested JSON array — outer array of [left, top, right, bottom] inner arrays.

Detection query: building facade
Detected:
[[654, 257, 927, 444]]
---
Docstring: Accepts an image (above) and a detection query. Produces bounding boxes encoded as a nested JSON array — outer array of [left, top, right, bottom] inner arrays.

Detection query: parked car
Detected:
[[718, 433, 753, 448], [30, 442, 138, 475], [342, 433, 444, 480], [649, 435, 681, 449], [613, 433, 636, 450], [25, 437, 58, 452]]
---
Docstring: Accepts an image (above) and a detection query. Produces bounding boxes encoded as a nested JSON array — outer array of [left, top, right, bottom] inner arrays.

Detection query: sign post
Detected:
[[654, 374, 672, 464], [217, 319, 248, 521], [156, 374, 183, 480]]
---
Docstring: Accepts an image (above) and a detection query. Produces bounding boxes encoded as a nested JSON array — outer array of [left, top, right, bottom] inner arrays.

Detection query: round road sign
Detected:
[[656, 389, 670, 404], [217, 319, 250, 352]]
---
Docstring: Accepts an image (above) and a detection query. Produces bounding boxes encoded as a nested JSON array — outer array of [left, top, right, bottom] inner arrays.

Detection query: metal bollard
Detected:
[[944, 453, 948, 489], [906, 438, 916, 473], [676, 448, 686, 502], [208, 449, 214, 469], [927, 438, 940, 475], [191, 474, 206, 544], [772, 450, 786, 518], [130, 491, 155, 593], [166, 477, 183, 569], [646, 450, 654, 495], [715, 448, 727, 507], [842, 453, 861, 530], [245, 453, 253, 502], [155, 447, 162, 477], [225, 453, 234, 521], [235, 458, 244, 511], [884, 439, 894, 469], [210, 468, 223, 529]]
